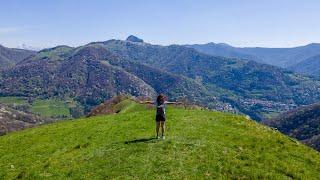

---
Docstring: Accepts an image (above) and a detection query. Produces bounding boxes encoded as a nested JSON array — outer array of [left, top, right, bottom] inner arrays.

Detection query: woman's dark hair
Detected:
[[156, 94, 165, 105]]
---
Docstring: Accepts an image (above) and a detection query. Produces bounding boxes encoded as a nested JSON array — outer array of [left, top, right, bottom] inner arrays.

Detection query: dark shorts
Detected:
[[156, 114, 166, 122]]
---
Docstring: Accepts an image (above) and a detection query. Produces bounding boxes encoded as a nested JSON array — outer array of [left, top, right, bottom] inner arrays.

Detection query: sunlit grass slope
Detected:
[[0, 100, 319, 179]]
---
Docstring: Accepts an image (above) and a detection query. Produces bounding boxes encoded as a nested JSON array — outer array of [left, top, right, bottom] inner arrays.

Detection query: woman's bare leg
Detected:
[[156, 121, 160, 137], [160, 121, 165, 137]]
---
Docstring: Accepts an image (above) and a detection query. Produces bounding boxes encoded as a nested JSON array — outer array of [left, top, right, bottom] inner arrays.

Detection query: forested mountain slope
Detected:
[[289, 55, 320, 76], [0, 44, 35, 70], [187, 42, 320, 68], [2, 37, 320, 120], [263, 103, 320, 151]]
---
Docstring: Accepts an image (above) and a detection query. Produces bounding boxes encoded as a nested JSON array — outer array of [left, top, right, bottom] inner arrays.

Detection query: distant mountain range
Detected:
[[263, 103, 320, 151], [186, 42, 320, 72], [288, 55, 320, 76], [2, 36, 320, 120], [0, 44, 35, 70], [3, 41, 320, 76]]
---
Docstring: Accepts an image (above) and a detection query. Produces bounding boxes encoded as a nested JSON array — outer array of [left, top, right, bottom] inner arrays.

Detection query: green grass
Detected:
[[113, 99, 151, 114], [0, 101, 320, 179], [0, 96, 28, 105], [31, 99, 71, 118], [0, 96, 73, 118], [35, 46, 73, 61]]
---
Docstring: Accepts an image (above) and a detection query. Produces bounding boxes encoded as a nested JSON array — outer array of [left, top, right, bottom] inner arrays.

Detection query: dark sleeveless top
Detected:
[[156, 101, 166, 116]]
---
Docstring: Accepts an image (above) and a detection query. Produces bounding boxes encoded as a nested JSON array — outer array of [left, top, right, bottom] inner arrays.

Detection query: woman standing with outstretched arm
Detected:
[[141, 94, 180, 139]]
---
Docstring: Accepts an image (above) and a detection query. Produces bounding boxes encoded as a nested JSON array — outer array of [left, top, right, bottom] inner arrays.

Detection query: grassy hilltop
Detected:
[[0, 100, 320, 179]]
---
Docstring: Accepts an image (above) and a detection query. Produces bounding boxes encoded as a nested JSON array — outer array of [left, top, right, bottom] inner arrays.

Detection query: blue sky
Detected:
[[0, 0, 320, 48]]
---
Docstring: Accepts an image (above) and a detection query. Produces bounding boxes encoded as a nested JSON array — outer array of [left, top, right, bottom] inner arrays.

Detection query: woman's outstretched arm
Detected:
[[139, 100, 155, 104], [165, 101, 182, 104]]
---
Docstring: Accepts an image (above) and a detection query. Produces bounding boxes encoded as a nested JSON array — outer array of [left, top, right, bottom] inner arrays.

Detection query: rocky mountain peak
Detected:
[[126, 35, 144, 43]]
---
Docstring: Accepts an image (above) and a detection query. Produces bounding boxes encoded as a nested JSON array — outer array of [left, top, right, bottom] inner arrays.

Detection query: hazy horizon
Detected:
[[3, 36, 320, 51], [1, 0, 320, 49]]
